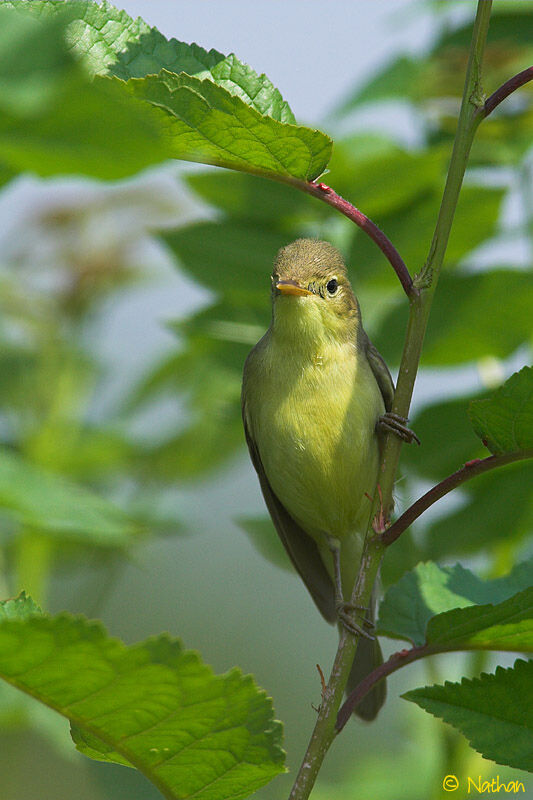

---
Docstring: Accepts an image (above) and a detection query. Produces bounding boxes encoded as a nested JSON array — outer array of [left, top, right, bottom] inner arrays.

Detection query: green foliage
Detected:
[[0, 0, 532, 796], [0, 592, 41, 621], [425, 587, 533, 651], [0, 610, 285, 800], [404, 659, 533, 773], [1, 0, 331, 182], [378, 560, 533, 646], [0, 447, 140, 546], [469, 367, 533, 454], [0, 5, 169, 179]]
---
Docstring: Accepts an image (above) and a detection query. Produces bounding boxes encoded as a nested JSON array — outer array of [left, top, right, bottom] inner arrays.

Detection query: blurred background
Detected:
[[0, 1, 532, 798]]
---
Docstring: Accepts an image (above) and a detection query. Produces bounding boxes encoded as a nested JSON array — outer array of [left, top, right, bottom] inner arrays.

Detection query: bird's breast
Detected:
[[247, 335, 384, 541]]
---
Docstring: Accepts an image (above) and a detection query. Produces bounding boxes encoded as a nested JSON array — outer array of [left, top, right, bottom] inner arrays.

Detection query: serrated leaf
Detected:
[[378, 560, 533, 646], [2, 3, 329, 182], [0, 592, 41, 621], [469, 367, 533, 455], [403, 659, 533, 773], [9, 0, 296, 122], [0, 447, 140, 546], [0, 614, 285, 799], [427, 587, 533, 651], [125, 70, 331, 180]]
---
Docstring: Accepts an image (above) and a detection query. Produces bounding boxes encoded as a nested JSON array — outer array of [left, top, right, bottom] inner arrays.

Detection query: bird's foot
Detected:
[[336, 602, 375, 640], [377, 412, 420, 445]]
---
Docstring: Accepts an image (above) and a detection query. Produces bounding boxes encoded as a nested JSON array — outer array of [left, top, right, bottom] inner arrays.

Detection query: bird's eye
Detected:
[[326, 278, 338, 295]]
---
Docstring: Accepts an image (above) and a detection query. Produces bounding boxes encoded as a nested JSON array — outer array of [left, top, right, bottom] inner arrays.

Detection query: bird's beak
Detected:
[[276, 279, 313, 297]]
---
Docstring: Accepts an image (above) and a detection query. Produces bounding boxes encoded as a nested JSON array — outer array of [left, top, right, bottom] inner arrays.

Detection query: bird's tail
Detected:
[[345, 634, 386, 721]]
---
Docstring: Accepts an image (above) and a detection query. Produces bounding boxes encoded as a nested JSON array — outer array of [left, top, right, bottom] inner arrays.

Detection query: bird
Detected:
[[241, 238, 412, 720]]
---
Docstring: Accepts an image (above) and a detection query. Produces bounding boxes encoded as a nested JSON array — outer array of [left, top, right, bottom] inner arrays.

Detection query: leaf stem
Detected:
[[287, 3, 493, 798], [336, 644, 429, 732], [380, 448, 533, 547], [482, 65, 533, 118], [294, 180, 415, 297]]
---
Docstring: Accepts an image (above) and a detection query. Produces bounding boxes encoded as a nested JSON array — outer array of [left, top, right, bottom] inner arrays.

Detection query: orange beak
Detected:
[[276, 279, 313, 297]]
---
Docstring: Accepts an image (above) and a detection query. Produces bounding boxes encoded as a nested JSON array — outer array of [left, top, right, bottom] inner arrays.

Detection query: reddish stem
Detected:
[[289, 179, 415, 297], [482, 66, 533, 118], [336, 644, 430, 731], [379, 448, 533, 548]]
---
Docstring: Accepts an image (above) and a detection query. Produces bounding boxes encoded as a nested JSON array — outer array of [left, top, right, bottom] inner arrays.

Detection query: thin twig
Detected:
[[336, 645, 428, 732], [286, 178, 415, 297], [482, 66, 533, 118], [380, 448, 533, 547]]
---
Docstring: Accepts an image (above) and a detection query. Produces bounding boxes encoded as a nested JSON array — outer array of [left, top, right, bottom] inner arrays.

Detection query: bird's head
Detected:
[[271, 239, 360, 345]]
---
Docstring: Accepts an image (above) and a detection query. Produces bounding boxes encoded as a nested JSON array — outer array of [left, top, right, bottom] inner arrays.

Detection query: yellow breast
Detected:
[[244, 331, 384, 542]]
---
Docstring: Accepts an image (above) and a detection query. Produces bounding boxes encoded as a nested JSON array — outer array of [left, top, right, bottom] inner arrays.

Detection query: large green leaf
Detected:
[[0, 613, 285, 799], [469, 367, 533, 455], [9, 0, 296, 122], [404, 659, 533, 773], [0, 447, 140, 546], [125, 70, 330, 180], [378, 560, 533, 646], [5, 1, 330, 181]]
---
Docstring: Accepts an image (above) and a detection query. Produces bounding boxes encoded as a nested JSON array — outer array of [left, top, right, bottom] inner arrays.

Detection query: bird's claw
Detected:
[[377, 412, 420, 445], [336, 602, 375, 640]]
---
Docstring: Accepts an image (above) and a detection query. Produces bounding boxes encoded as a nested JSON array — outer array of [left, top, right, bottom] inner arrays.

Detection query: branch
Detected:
[[286, 178, 414, 297], [482, 66, 533, 118], [336, 645, 428, 732], [288, 4, 494, 799], [380, 448, 533, 547]]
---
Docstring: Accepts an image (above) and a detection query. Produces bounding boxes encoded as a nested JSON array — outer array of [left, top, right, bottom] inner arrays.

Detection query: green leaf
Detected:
[[2, 3, 329, 181], [186, 170, 309, 222], [0, 447, 140, 546], [334, 55, 423, 115], [469, 367, 533, 455], [425, 587, 533, 652], [403, 392, 484, 480], [422, 271, 533, 366], [0, 614, 285, 799], [11, 0, 296, 122], [403, 659, 533, 773], [378, 560, 533, 646], [165, 220, 288, 297], [125, 70, 331, 180], [0, 592, 41, 621], [0, 6, 169, 179], [349, 185, 504, 304]]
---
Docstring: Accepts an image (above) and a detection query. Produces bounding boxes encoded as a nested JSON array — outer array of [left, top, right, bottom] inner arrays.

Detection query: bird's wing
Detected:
[[242, 402, 337, 624], [364, 336, 395, 412]]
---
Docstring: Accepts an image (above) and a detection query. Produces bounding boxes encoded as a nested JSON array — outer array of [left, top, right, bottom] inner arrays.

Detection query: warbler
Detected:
[[242, 238, 409, 720]]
